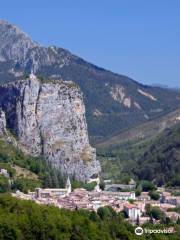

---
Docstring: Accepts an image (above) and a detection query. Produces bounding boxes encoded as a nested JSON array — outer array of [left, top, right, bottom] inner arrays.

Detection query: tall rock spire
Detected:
[[0, 77, 101, 182]]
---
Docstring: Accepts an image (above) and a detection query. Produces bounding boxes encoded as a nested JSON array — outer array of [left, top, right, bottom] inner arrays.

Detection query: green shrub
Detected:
[[141, 180, 156, 192], [0, 176, 10, 193], [149, 191, 160, 200], [12, 178, 42, 193]]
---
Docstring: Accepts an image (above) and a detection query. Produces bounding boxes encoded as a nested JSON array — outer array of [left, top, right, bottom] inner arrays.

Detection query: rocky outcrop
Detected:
[[0, 20, 38, 63], [0, 109, 7, 136], [0, 20, 73, 72], [0, 76, 101, 182], [0, 109, 18, 146]]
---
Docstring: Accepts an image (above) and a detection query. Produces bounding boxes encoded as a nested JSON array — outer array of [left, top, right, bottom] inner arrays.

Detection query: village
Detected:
[[7, 170, 179, 225]]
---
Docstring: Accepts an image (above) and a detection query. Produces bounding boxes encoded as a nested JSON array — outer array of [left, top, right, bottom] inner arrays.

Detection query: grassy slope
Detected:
[[13, 165, 39, 180]]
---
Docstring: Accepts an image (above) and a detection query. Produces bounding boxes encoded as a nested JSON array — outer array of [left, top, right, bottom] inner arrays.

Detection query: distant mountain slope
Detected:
[[98, 124, 180, 186], [0, 20, 180, 142], [96, 108, 180, 148], [133, 124, 180, 186]]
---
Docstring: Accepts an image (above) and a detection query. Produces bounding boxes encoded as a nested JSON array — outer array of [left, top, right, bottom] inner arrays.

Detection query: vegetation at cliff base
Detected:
[[0, 139, 65, 192], [71, 180, 97, 191], [0, 138, 97, 193], [0, 175, 9, 193]]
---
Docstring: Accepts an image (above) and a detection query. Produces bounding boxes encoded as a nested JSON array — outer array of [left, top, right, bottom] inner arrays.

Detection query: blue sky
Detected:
[[1, 0, 180, 87]]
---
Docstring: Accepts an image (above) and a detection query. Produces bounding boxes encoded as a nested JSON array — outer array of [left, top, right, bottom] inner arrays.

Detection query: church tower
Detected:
[[65, 176, 71, 194]]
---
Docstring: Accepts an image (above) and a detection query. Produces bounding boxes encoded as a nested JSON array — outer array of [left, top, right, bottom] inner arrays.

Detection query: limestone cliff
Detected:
[[0, 110, 7, 136], [0, 76, 101, 182]]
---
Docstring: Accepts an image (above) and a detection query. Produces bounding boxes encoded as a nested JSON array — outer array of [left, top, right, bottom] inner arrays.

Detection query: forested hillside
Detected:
[[0, 139, 65, 193], [133, 124, 180, 186], [98, 124, 180, 186], [0, 194, 179, 240]]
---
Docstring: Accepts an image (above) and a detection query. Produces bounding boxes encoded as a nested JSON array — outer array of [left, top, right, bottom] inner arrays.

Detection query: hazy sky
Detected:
[[1, 0, 180, 87]]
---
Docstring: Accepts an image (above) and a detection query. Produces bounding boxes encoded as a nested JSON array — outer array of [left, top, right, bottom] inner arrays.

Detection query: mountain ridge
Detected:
[[0, 20, 180, 142]]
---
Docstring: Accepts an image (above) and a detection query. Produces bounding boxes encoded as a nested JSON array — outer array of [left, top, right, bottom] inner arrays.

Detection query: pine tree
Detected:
[[136, 215, 140, 226]]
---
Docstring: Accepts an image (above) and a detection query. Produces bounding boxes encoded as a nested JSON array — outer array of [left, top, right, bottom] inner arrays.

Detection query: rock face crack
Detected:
[[34, 83, 44, 155], [0, 77, 101, 182]]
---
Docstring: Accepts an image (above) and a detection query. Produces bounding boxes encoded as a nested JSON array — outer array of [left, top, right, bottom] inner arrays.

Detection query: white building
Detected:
[[124, 203, 141, 221], [104, 191, 136, 200], [35, 177, 72, 199], [138, 192, 151, 201], [0, 168, 9, 178]]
